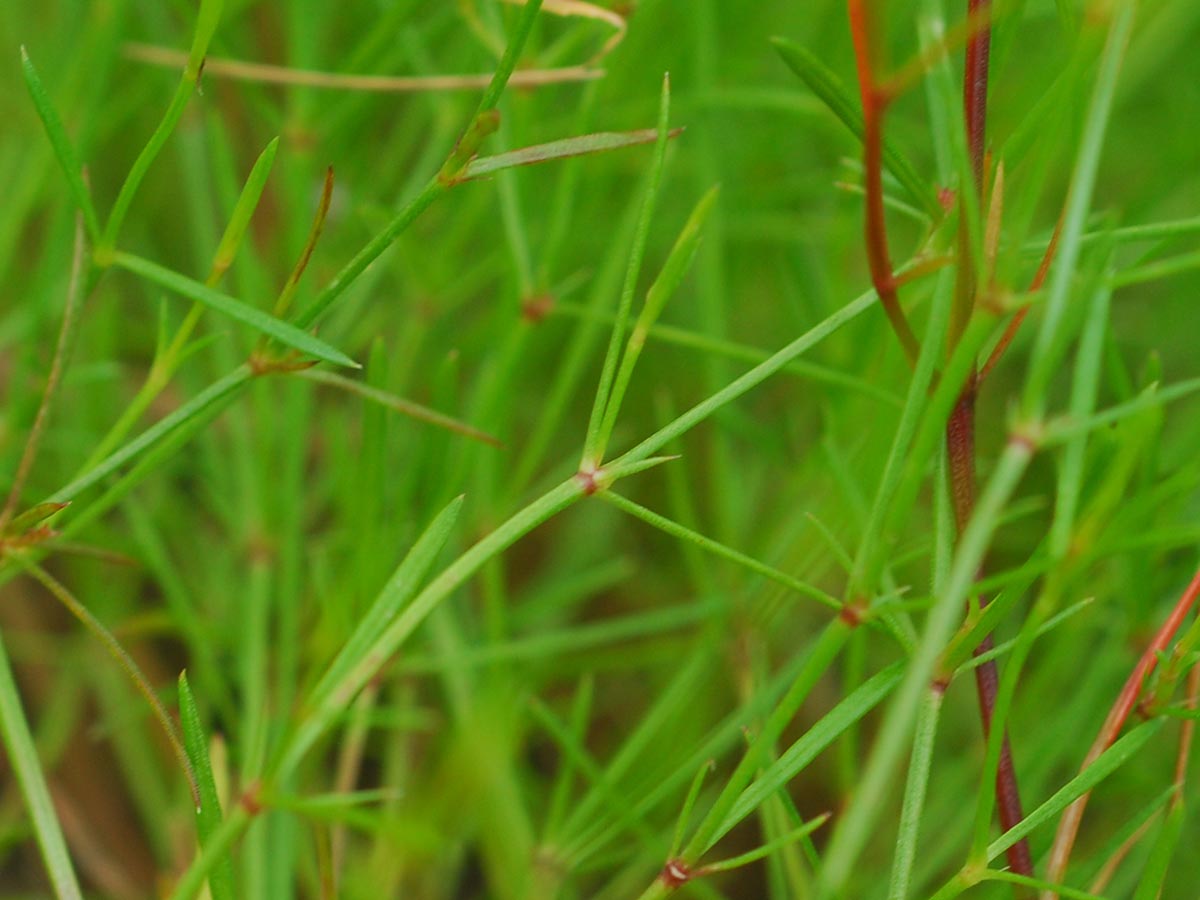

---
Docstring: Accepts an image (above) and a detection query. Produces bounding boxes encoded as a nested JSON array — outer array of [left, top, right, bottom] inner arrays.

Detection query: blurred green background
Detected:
[[1, 1, 1199, 897]]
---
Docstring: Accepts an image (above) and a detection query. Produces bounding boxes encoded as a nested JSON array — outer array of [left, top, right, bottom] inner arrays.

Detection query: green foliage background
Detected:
[[1, 1, 1199, 898]]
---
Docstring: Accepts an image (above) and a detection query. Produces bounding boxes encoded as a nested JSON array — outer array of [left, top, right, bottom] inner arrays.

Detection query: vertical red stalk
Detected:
[[963, 0, 992, 188], [847, 0, 921, 365], [946, 0, 1035, 880], [847, 0, 1031, 876]]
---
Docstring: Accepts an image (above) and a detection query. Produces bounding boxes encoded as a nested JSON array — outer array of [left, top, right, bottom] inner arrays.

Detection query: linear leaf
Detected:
[[305, 495, 466, 714], [772, 38, 940, 219], [100, 0, 224, 252], [20, 47, 102, 241], [464, 128, 683, 179], [113, 253, 359, 368], [986, 719, 1164, 862], [715, 662, 904, 846], [0, 632, 84, 900], [211, 136, 279, 279], [295, 370, 500, 446], [595, 186, 720, 453], [178, 673, 235, 900]]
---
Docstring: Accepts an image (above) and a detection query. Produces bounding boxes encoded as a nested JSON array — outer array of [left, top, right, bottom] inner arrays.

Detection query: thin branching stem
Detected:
[[847, 0, 921, 365], [123, 42, 602, 91], [1042, 567, 1200, 896], [1, 216, 87, 529], [979, 212, 1064, 382], [20, 561, 200, 806]]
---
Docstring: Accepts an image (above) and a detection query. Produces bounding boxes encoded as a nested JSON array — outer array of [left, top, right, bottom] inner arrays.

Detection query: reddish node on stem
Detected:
[[575, 467, 601, 496], [521, 293, 556, 324], [239, 782, 264, 816], [839, 601, 866, 629], [659, 859, 692, 888]]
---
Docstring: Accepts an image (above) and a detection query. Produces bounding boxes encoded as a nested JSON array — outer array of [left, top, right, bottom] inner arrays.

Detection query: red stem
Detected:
[[964, 0, 992, 188], [1043, 568, 1200, 894], [847, 0, 921, 365], [979, 215, 1064, 382], [947, 0, 1035, 880]]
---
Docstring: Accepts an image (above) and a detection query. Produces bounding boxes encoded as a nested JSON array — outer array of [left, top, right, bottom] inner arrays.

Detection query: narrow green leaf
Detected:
[[980, 870, 1104, 900], [211, 136, 279, 279], [671, 761, 714, 858], [1050, 269, 1114, 558], [295, 0, 544, 329], [186, 0, 224, 77], [543, 676, 595, 842], [888, 688, 944, 900], [703, 814, 831, 874], [1111, 247, 1200, 288], [472, 0, 545, 118], [399, 600, 722, 672], [294, 369, 501, 446], [602, 491, 840, 611], [464, 128, 684, 179], [20, 47, 102, 242], [715, 661, 904, 847], [610, 287, 877, 469], [0, 631, 84, 900], [595, 186, 720, 455], [528, 695, 662, 852], [278, 477, 585, 779], [100, 0, 225, 254], [1132, 795, 1186, 900], [270, 788, 401, 817], [561, 651, 712, 846], [166, 807, 253, 900], [178, 673, 235, 900], [986, 719, 1164, 862], [581, 73, 672, 468], [112, 253, 359, 368], [47, 367, 253, 505], [1021, 1, 1136, 417], [953, 599, 1095, 678], [683, 619, 853, 861], [3, 501, 70, 537], [820, 439, 1034, 895], [771, 38, 940, 219], [1041, 377, 1200, 445], [305, 495, 466, 714]]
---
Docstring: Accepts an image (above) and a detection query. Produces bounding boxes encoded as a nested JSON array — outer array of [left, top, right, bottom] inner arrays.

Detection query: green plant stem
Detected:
[[1, 216, 87, 529], [168, 806, 254, 900], [681, 619, 854, 862], [1021, 0, 1137, 417], [99, 0, 223, 257], [818, 437, 1033, 896], [580, 74, 672, 468], [0, 629, 84, 900], [276, 476, 587, 780], [610, 288, 877, 468], [887, 686, 944, 900], [295, 0, 545, 330]]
